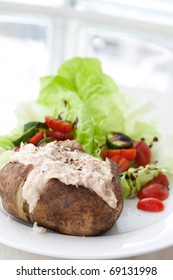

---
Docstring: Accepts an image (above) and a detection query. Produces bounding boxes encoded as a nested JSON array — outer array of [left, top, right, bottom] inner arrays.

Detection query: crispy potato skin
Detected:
[[33, 170, 123, 236], [0, 161, 123, 236], [0, 162, 33, 222]]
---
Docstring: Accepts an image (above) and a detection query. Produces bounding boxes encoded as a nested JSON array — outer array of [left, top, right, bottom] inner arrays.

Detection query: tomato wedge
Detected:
[[110, 155, 130, 173], [101, 149, 136, 161], [28, 131, 44, 146], [137, 198, 165, 212], [132, 141, 151, 167], [46, 130, 74, 141], [45, 116, 74, 133]]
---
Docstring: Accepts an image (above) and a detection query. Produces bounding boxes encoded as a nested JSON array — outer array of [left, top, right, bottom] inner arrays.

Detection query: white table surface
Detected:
[[0, 243, 173, 260]]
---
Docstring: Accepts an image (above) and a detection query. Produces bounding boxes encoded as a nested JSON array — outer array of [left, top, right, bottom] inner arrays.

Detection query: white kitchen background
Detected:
[[1, 1, 173, 123], [0, 0, 173, 259]]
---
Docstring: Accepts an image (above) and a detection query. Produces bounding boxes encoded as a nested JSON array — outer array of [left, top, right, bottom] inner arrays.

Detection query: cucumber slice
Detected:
[[13, 122, 49, 146], [106, 132, 132, 149], [13, 127, 38, 146]]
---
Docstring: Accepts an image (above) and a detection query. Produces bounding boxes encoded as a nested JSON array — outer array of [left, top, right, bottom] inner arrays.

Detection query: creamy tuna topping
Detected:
[[11, 140, 118, 213]]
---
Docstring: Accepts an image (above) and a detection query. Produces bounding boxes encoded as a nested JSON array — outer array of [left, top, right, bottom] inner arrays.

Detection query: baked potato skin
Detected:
[[0, 162, 33, 222], [0, 161, 123, 236], [33, 171, 123, 236]]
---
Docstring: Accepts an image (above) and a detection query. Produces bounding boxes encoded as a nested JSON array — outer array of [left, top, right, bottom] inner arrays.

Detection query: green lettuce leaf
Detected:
[[37, 57, 126, 155], [121, 164, 160, 198], [0, 136, 15, 151], [58, 57, 126, 136]]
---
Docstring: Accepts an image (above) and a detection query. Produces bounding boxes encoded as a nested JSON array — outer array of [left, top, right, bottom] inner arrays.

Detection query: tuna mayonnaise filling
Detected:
[[11, 140, 118, 213]]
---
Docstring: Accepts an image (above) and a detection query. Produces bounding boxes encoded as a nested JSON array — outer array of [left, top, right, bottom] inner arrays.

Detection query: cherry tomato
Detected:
[[28, 131, 44, 146], [137, 198, 165, 212], [101, 149, 136, 161], [46, 130, 74, 141], [132, 141, 151, 167], [110, 155, 130, 173], [45, 116, 74, 133], [150, 173, 169, 187], [138, 183, 169, 201]]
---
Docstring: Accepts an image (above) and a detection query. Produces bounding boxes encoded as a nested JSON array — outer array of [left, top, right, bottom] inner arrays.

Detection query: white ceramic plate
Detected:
[[0, 190, 173, 259], [0, 91, 173, 259]]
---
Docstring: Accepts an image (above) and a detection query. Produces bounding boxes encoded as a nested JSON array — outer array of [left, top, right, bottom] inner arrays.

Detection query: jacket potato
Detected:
[[0, 140, 123, 236]]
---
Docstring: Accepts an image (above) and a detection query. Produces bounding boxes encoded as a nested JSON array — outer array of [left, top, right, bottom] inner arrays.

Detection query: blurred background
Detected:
[[0, 0, 173, 116]]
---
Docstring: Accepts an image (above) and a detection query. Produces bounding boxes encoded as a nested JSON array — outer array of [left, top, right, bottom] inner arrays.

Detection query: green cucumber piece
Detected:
[[106, 132, 132, 149]]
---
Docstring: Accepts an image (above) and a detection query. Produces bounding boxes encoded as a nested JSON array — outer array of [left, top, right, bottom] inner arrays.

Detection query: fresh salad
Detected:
[[0, 57, 172, 212]]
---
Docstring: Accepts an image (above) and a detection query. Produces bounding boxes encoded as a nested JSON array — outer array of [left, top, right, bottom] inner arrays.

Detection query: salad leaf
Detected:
[[37, 57, 159, 154], [0, 135, 15, 151], [123, 98, 160, 144], [37, 57, 126, 155], [57, 57, 126, 135], [121, 165, 160, 198], [15, 101, 54, 126]]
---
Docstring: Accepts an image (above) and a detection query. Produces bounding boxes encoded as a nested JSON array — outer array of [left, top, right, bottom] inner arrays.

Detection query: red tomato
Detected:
[[45, 116, 74, 133], [138, 183, 169, 201], [137, 198, 165, 212], [46, 130, 74, 141], [132, 141, 151, 167], [150, 173, 169, 187], [28, 131, 44, 146], [101, 149, 136, 161], [110, 155, 130, 173]]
